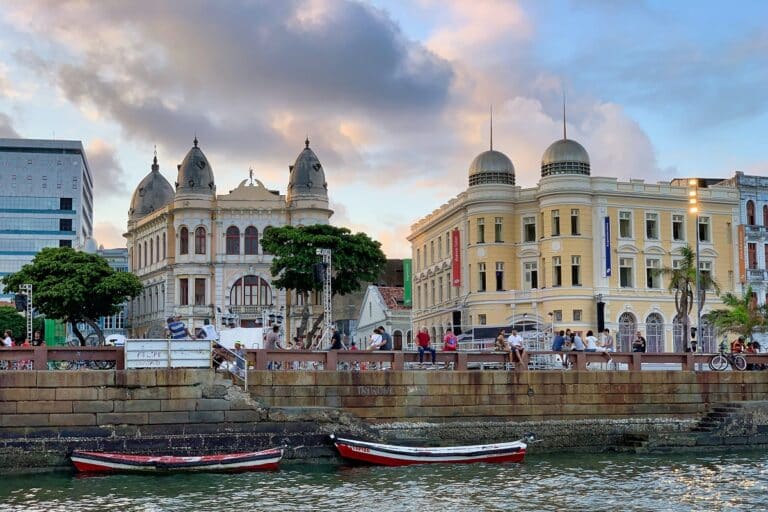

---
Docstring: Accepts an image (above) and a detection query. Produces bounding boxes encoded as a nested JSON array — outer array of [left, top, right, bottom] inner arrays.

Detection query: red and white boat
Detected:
[[330, 434, 530, 466], [71, 447, 284, 473]]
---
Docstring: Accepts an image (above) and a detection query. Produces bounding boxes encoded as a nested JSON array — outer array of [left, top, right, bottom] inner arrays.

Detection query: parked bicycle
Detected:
[[709, 350, 747, 371]]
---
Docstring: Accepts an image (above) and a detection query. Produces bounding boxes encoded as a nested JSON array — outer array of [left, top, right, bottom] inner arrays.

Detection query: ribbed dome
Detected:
[[468, 149, 515, 186], [287, 138, 328, 203], [541, 139, 590, 177], [128, 155, 174, 220], [175, 137, 215, 195]]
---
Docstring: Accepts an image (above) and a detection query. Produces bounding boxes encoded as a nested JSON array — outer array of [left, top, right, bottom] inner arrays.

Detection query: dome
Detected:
[[468, 149, 515, 186], [541, 139, 590, 177], [175, 137, 215, 195], [287, 138, 328, 203], [128, 154, 174, 220]]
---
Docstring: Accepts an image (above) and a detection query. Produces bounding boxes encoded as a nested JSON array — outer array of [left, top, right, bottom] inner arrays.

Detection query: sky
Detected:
[[1, 0, 768, 258]]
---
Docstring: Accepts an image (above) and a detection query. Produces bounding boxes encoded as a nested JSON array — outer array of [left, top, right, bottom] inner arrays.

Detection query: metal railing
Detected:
[[0, 346, 125, 370]]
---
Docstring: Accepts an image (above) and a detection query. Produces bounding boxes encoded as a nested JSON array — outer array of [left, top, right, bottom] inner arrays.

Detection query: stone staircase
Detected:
[[690, 403, 745, 433]]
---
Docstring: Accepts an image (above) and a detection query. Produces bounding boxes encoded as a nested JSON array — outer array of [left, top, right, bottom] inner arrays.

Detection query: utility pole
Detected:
[[316, 248, 332, 348]]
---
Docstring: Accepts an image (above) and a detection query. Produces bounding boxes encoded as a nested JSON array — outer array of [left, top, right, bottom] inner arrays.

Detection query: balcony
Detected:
[[229, 305, 271, 318], [747, 269, 766, 282], [745, 225, 766, 240]]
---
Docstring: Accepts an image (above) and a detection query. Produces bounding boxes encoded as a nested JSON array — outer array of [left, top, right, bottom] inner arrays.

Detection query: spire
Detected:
[[151, 145, 159, 172], [489, 104, 493, 151], [562, 92, 567, 140], [193, 134, 198, 148], [305, 136, 310, 149]]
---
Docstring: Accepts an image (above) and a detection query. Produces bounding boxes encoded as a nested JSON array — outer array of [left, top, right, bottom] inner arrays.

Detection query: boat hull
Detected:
[[332, 436, 526, 466], [71, 448, 283, 473]]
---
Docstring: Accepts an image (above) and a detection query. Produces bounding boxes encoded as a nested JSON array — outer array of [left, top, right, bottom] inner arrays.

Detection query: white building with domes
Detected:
[[408, 127, 739, 353], [125, 138, 331, 338]]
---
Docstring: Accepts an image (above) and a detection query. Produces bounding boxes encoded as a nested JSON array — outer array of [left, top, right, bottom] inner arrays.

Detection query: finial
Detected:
[[305, 136, 310, 149], [193, 134, 198, 147], [151, 145, 159, 172], [249, 167, 254, 184], [489, 104, 493, 151], [562, 91, 567, 140], [153, 145, 158, 165]]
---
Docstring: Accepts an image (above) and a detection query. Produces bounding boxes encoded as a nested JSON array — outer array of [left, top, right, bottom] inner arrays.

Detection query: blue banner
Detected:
[[604, 216, 611, 277]]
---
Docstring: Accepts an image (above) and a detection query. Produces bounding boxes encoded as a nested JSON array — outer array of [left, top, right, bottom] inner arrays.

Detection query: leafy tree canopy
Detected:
[[261, 224, 387, 296], [2, 247, 143, 344], [0, 306, 25, 340], [706, 286, 766, 341]]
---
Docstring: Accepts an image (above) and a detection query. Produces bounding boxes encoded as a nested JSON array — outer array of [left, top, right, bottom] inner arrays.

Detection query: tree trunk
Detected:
[[71, 321, 87, 346], [305, 312, 325, 348], [84, 317, 106, 345]]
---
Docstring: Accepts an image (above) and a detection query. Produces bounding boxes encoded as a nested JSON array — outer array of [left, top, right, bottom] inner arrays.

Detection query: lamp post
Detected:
[[689, 179, 701, 353]]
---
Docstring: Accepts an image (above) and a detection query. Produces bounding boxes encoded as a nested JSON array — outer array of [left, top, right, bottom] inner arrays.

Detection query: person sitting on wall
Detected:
[[378, 326, 393, 351], [731, 336, 746, 354], [443, 328, 458, 352], [632, 331, 647, 353], [416, 327, 437, 366], [329, 326, 344, 350], [507, 329, 526, 364], [166, 315, 192, 340]]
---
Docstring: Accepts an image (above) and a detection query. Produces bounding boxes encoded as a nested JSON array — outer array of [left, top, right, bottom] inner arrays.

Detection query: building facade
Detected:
[[356, 285, 411, 350], [125, 138, 331, 338], [0, 138, 94, 297], [408, 135, 740, 352]]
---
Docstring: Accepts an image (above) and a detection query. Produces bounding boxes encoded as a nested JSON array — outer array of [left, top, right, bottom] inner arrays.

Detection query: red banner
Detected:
[[451, 229, 461, 287]]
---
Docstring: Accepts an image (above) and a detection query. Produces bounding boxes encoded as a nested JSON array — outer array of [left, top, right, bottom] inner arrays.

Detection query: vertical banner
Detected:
[[403, 259, 412, 306], [738, 225, 746, 284], [451, 228, 461, 287], [604, 216, 612, 277]]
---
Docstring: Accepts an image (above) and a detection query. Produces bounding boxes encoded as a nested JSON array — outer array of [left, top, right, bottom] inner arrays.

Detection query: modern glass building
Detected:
[[0, 138, 94, 297]]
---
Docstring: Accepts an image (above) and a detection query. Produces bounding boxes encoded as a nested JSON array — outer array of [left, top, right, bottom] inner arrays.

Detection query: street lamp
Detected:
[[689, 178, 701, 353]]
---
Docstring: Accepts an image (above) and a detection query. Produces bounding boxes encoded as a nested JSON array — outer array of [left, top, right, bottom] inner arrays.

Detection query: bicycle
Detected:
[[709, 351, 747, 371]]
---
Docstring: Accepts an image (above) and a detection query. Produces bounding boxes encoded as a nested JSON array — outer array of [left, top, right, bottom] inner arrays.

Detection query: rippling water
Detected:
[[2, 451, 767, 511]]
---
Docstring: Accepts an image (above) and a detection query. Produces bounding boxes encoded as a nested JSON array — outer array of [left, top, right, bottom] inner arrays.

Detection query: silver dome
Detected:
[[128, 155, 174, 220], [541, 139, 590, 177], [287, 138, 328, 203], [468, 149, 515, 186], [175, 137, 215, 195]]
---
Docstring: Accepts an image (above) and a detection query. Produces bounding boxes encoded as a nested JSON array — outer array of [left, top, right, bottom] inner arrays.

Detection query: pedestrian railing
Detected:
[[0, 346, 125, 370]]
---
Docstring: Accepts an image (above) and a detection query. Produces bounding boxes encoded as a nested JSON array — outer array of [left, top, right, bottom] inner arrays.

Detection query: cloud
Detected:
[[93, 221, 126, 250], [85, 138, 129, 197], [0, 112, 19, 137]]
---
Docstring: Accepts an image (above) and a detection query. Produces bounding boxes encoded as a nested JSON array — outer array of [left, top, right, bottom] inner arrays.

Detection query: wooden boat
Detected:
[[71, 447, 283, 473], [330, 434, 530, 466]]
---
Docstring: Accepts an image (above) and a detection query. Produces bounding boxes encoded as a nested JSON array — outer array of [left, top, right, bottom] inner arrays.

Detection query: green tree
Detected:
[[0, 306, 25, 341], [2, 247, 143, 345], [261, 224, 387, 345], [657, 245, 719, 351], [706, 286, 766, 343]]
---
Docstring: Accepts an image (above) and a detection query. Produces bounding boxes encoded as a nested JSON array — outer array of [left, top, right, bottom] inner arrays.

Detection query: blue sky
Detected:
[[1, 0, 767, 257]]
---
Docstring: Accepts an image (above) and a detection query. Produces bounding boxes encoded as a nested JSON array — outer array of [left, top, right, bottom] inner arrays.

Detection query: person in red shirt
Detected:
[[443, 328, 458, 351], [416, 327, 436, 366]]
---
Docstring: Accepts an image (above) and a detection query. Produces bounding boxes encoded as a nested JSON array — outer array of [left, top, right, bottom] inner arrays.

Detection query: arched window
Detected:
[[195, 227, 206, 255], [645, 313, 664, 352], [229, 275, 272, 306], [618, 312, 637, 352], [149, 238, 154, 265], [179, 227, 189, 255], [747, 200, 755, 225], [393, 330, 403, 351], [162, 233, 166, 260], [226, 226, 240, 255], [156, 235, 160, 262], [763, 205, 768, 226], [260, 226, 272, 254], [245, 226, 258, 255]]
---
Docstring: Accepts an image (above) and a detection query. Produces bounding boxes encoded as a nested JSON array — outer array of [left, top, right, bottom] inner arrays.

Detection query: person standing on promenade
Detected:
[[416, 327, 436, 366], [507, 329, 525, 364], [378, 326, 393, 351], [166, 315, 191, 340], [329, 326, 344, 350], [551, 330, 567, 367], [632, 331, 646, 352]]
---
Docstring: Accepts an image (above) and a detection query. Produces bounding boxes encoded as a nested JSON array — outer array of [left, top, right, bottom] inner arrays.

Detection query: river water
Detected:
[[1, 450, 766, 511]]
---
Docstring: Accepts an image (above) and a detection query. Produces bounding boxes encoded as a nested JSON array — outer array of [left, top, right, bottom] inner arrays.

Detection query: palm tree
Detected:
[[706, 286, 766, 344], [657, 245, 720, 352]]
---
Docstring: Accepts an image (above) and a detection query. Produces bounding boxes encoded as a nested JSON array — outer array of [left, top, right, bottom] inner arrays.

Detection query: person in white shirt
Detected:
[[2, 330, 13, 347], [507, 330, 525, 363], [368, 329, 384, 350], [585, 329, 612, 364]]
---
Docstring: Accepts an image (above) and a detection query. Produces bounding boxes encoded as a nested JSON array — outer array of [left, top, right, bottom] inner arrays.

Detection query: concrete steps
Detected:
[[690, 403, 744, 432]]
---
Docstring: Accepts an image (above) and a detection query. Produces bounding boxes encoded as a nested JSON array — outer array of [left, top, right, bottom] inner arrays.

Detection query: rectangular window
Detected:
[[494, 217, 503, 242], [477, 218, 485, 244], [430, 241, 435, 264], [179, 278, 189, 306], [673, 259, 682, 270], [523, 216, 536, 242], [59, 219, 72, 232], [570, 209, 580, 235], [573, 309, 582, 322], [619, 211, 632, 238], [416, 249, 421, 270], [438, 276, 443, 303], [698, 217, 711, 242], [446, 231, 450, 255], [438, 236, 442, 260], [552, 256, 562, 287], [700, 261, 713, 289], [430, 280, 436, 305], [748, 243, 757, 269], [478, 262, 486, 292], [645, 213, 659, 240], [620, 258, 634, 288], [478, 314, 487, 326], [646, 258, 661, 288], [551, 210, 560, 236], [194, 278, 206, 306], [672, 214, 685, 241], [59, 239, 72, 248], [553, 310, 563, 322], [571, 255, 581, 286], [495, 262, 504, 291], [60, 197, 73, 210], [524, 262, 538, 290]]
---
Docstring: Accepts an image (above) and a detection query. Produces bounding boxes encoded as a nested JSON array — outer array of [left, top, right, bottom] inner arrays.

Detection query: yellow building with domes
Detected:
[[408, 133, 739, 352]]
